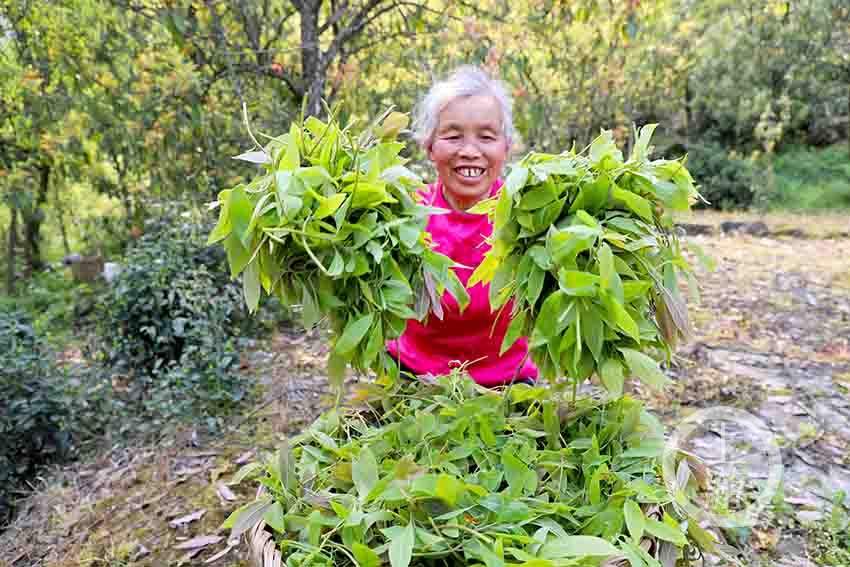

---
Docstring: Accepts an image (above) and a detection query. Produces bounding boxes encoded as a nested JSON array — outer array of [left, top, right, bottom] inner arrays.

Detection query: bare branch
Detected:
[[262, 7, 298, 51], [344, 28, 431, 58], [324, 0, 390, 67], [318, 0, 349, 36]]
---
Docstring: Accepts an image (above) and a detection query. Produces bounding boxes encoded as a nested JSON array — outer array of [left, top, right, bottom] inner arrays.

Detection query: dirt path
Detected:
[[642, 233, 850, 565]]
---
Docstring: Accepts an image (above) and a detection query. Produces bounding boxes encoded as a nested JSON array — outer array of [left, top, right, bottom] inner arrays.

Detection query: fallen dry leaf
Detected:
[[173, 534, 223, 550], [204, 540, 238, 564], [216, 482, 237, 502], [169, 509, 206, 528], [234, 451, 254, 465]]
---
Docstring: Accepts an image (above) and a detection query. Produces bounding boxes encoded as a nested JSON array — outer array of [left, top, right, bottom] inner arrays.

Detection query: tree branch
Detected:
[[318, 0, 349, 36], [324, 0, 390, 67]]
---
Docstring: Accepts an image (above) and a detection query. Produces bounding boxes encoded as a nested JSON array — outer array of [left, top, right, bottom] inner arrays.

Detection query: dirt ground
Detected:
[[1, 211, 849, 567]]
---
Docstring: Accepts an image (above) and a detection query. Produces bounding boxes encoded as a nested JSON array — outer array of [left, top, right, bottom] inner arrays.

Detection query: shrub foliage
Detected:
[[0, 308, 111, 524], [101, 218, 247, 421]]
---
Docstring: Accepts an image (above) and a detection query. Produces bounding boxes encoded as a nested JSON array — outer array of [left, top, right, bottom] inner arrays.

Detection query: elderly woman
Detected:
[[386, 66, 538, 387]]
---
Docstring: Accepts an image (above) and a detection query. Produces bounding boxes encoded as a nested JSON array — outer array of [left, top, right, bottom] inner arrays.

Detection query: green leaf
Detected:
[[631, 124, 658, 162], [435, 474, 464, 506], [327, 351, 347, 391], [539, 536, 619, 559], [243, 258, 261, 313], [207, 190, 232, 244], [226, 498, 273, 539], [644, 517, 687, 547], [543, 401, 560, 450], [478, 415, 497, 447], [397, 222, 420, 249], [335, 313, 375, 355], [501, 310, 527, 355], [327, 250, 345, 277], [589, 130, 623, 165], [502, 452, 535, 496], [264, 502, 286, 534], [597, 243, 624, 303], [580, 303, 604, 362], [569, 175, 610, 215], [224, 232, 251, 278], [221, 498, 270, 531], [301, 282, 321, 328], [624, 500, 645, 543], [278, 438, 297, 494], [361, 321, 384, 371], [353, 447, 379, 501], [612, 187, 653, 222], [389, 521, 415, 567], [230, 461, 264, 485], [517, 182, 559, 210], [279, 125, 301, 170], [599, 357, 624, 397], [353, 543, 382, 567], [505, 166, 529, 197], [526, 266, 546, 306], [315, 193, 347, 220], [557, 270, 599, 296], [229, 185, 253, 248], [531, 290, 565, 346], [601, 292, 640, 341], [619, 348, 670, 390]]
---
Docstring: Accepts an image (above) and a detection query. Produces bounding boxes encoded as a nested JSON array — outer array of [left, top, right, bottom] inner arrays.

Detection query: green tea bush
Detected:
[[0, 268, 85, 345], [667, 142, 754, 210], [770, 144, 850, 211], [100, 216, 249, 422], [0, 307, 110, 525]]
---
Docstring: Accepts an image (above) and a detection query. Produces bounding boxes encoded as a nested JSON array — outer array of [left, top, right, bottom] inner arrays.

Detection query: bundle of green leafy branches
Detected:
[[469, 126, 701, 396], [225, 373, 723, 567], [208, 107, 468, 384]]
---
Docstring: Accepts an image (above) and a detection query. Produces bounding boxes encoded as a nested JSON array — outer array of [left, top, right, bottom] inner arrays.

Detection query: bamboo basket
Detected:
[[247, 518, 283, 567], [246, 487, 283, 567]]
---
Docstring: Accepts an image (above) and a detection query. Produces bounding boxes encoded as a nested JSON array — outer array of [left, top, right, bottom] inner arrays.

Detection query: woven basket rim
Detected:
[[246, 487, 283, 567]]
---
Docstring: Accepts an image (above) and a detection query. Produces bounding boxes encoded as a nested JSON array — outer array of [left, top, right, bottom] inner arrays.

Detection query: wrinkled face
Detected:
[[427, 95, 509, 211]]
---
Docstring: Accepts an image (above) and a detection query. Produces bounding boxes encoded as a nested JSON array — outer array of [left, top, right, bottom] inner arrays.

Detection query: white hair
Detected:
[[413, 65, 514, 149]]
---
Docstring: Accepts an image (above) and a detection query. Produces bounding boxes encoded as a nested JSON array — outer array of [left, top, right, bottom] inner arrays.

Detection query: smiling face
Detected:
[[427, 94, 509, 211]]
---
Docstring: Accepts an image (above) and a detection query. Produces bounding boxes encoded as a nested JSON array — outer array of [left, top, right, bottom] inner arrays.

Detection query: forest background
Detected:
[[1, 0, 849, 560]]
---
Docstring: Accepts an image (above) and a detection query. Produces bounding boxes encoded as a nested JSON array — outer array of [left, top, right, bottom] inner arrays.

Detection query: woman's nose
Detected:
[[458, 139, 482, 157]]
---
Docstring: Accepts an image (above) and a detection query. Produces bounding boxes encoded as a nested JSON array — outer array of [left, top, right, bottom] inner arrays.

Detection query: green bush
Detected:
[[0, 307, 110, 525], [769, 144, 850, 211], [667, 142, 755, 209], [99, 216, 250, 424], [0, 268, 90, 346]]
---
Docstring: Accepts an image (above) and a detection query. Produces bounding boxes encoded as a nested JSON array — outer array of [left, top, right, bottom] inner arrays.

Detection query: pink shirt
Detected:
[[386, 179, 538, 386]]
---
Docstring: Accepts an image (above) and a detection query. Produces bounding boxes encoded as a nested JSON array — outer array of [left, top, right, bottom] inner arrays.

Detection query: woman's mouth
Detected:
[[454, 166, 486, 180]]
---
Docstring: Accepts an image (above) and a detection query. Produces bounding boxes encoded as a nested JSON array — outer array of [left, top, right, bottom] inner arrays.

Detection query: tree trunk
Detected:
[[299, 1, 324, 117], [6, 198, 17, 296], [23, 164, 50, 274], [53, 180, 71, 256]]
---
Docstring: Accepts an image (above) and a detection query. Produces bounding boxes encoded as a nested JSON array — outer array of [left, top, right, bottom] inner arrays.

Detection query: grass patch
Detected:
[[769, 144, 850, 211]]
